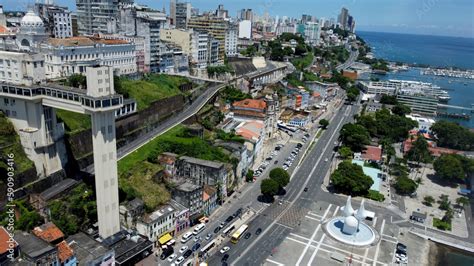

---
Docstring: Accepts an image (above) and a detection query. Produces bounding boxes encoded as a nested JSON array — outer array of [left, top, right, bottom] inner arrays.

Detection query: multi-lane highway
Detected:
[[201, 101, 360, 266]]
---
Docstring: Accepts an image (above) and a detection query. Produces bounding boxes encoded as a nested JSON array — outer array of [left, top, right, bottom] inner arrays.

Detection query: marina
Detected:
[[421, 68, 474, 80]]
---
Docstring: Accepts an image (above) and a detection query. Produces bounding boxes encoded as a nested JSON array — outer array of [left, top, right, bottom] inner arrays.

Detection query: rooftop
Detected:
[[57, 241, 74, 263], [67, 232, 111, 264], [180, 156, 224, 169], [233, 99, 267, 111], [48, 36, 130, 47], [176, 181, 201, 192], [0, 227, 17, 254], [102, 230, 153, 265], [143, 205, 175, 223], [362, 145, 383, 162], [32, 222, 64, 244], [39, 178, 79, 201], [14, 231, 55, 258]]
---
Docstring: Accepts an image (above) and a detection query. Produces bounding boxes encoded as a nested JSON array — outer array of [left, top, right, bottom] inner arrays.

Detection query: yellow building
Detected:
[[188, 14, 227, 63]]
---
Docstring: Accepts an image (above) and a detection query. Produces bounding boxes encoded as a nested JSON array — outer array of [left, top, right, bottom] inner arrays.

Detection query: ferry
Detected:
[[388, 79, 451, 102]]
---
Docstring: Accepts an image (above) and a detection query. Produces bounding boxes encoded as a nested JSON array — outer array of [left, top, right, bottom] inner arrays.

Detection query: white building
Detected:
[[304, 22, 321, 45], [238, 20, 252, 39], [35, 4, 73, 38], [136, 204, 176, 245], [99, 33, 148, 73], [15, 10, 49, 52], [225, 27, 238, 57], [42, 36, 136, 79], [0, 51, 45, 86]]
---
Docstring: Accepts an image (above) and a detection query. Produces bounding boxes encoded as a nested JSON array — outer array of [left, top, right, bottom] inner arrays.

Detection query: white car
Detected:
[[175, 256, 185, 265], [220, 246, 230, 253], [167, 254, 177, 262], [324, 158, 329, 162], [179, 246, 188, 254]]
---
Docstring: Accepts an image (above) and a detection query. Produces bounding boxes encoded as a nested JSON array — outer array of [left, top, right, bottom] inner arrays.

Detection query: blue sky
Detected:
[[3, 0, 474, 38]]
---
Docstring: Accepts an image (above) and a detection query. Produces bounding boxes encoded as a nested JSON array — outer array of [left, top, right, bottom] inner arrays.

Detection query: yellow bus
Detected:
[[230, 224, 248, 244]]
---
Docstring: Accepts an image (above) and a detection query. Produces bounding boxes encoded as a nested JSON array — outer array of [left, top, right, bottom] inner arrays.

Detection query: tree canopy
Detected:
[[319, 119, 329, 129], [261, 178, 279, 198], [431, 121, 474, 151], [433, 154, 466, 181], [339, 123, 370, 152], [394, 176, 417, 195], [406, 136, 432, 164], [331, 161, 373, 195], [391, 103, 411, 116], [269, 168, 290, 188], [379, 95, 398, 105], [338, 146, 353, 160]]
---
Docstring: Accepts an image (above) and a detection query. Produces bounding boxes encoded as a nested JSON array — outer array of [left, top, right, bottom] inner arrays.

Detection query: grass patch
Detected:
[[119, 162, 170, 210], [316, 129, 324, 138], [366, 190, 385, 202], [0, 113, 34, 173], [56, 109, 91, 134], [433, 217, 452, 231], [116, 74, 188, 111]]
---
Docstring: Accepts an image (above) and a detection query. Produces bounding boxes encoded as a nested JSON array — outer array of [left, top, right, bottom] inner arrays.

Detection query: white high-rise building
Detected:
[[225, 27, 238, 56], [238, 20, 252, 39]]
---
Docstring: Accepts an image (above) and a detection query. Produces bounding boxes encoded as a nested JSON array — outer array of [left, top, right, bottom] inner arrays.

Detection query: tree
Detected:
[[338, 146, 353, 160], [456, 197, 469, 209], [65, 74, 87, 88], [339, 123, 370, 152], [433, 154, 465, 181], [431, 121, 474, 151], [246, 170, 254, 182], [319, 119, 329, 129], [331, 161, 373, 196], [269, 168, 290, 188], [380, 95, 398, 105], [16, 211, 43, 231], [260, 179, 279, 198], [394, 176, 417, 195], [423, 195, 435, 206], [346, 86, 360, 102], [406, 136, 432, 164], [438, 194, 451, 211], [391, 103, 411, 116]]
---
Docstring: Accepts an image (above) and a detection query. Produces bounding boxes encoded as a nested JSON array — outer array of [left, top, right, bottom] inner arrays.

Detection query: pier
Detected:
[[437, 104, 474, 113]]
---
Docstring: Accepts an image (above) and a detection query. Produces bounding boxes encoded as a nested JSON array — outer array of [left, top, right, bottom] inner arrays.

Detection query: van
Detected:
[[181, 232, 193, 243], [193, 223, 206, 235]]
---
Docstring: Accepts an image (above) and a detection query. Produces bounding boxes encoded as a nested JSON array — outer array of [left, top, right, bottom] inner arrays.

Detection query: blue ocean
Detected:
[[357, 31, 474, 128], [357, 31, 474, 69]]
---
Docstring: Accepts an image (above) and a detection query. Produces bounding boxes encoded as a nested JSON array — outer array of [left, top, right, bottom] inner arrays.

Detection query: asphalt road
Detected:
[[202, 101, 360, 266], [336, 47, 359, 71]]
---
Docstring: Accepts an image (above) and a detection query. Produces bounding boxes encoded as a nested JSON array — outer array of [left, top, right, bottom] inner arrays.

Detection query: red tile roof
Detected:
[[403, 137, 461, 157], [57, 240, 74, 263], [0, 227, 17, 254], [362, 145, 382, 161], [233, 99, 266, 110], [32, 222, 64, 243], [48, 36, 130, 47]]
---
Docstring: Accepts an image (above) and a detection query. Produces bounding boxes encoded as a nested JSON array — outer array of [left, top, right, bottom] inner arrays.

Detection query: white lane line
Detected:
[[307, 234, 326, 266], [233, 106, 350, 266], [331, 206, 340, 217], [307, 211, 323, 218], [295, 205, 331, 266], [373, 216, 378, 227], [304, 215, 320, 221], [372, 219, 385, 266], [266, 258, 284, 266], [362, 248, 369, 265], [276, 223, 294, 230]]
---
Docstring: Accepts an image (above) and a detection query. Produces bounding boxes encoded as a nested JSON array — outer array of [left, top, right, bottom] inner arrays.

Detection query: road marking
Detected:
[[372, 219, 385, 266], [276, 223, 294, 230], [304, 215, 320, 221], [373, 216, 378, 227], [331, 206, 340, 217], [362, 248, 369, 265], [295, 204, 331, 266], [266, 258, 284, 266], [307, 234, 326, 266], [307, 211, 323, 218], [232, 106, 350, 266]]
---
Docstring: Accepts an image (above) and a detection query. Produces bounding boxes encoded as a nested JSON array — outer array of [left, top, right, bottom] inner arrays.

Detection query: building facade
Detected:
[[188, 14, 227, 63], [35, 4, 73, 38], [0, 51, 45, 86], [225, 26, 238, 57]]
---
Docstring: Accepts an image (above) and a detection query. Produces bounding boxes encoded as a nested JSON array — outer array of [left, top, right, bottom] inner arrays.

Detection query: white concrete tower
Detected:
[[86, 66, 120, 238]]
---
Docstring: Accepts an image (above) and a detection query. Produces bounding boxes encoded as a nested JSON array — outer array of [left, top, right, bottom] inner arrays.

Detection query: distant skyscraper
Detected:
[[170, 0, 176, 25], [175, 1, 191, 29], [337, 7, 349, 30], [239, 8, 253, 22], [215, 4, 228, 19], [76, 0, 133, 35]]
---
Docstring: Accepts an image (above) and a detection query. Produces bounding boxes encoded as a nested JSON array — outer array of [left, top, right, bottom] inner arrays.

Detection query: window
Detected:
[[3, 98, 9, 105]]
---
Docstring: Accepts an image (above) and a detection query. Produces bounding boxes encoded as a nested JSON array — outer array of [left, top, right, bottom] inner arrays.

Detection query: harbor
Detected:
[[421, 68, 474, 80]]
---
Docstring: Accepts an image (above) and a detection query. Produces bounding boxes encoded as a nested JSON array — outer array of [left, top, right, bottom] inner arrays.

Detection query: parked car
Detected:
[[304, 187, 308, 192], [175, 256, 185, 264], [244, 232, 251, 239], [192, 242, 201, 251], [167, 254, 177, 262], [205, 233, 213, 240], [225, 216, 233, 223], [183, 250, 192, 259], [255, 228, 262, 235], [179, 246, 188, 254], [214, 227, 220, 234]]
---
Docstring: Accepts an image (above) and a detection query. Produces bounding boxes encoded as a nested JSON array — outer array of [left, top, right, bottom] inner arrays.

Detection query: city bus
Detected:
[[199, 239, 216, 255], [222, 223, 236, 236], [230, 224, 249, 244]]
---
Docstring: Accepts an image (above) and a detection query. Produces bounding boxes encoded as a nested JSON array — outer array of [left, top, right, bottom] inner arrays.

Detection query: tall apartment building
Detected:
[[118, 5, 166, 72], [337, 7, 349, 30], [175, 1, 191, 29], [75, 0, 133, 35], [188, 14, 227, 63], [239, 9, 253, 22], [225, 26, 238, 57], [35, 3, 73, 38]]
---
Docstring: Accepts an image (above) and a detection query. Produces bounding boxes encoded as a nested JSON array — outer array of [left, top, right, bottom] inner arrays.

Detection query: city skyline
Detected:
[[2, 0, 473, 38]]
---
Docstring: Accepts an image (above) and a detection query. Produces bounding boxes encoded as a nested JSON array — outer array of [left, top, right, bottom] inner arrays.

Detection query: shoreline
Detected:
[[427, 239, 474, 266]]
